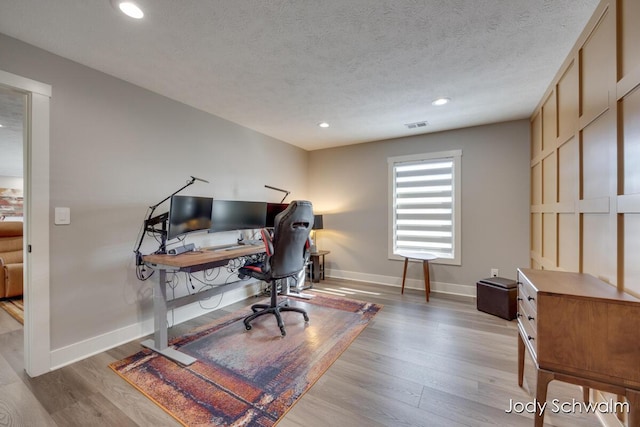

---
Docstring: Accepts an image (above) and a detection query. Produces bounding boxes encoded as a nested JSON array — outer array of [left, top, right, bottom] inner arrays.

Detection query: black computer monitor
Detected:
[[265, 202, 289, 227], [167, 195, 213, 240], [210, 200, 267, 232]]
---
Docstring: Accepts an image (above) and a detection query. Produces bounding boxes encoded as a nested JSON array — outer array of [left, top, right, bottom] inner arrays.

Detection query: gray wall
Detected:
[[1, 31, 530, 362], [0, 33, 309, 350], [308, 120, 531, 293]]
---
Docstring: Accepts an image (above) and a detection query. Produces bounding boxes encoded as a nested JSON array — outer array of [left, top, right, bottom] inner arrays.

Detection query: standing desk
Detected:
[[142, 245, 264, 365]]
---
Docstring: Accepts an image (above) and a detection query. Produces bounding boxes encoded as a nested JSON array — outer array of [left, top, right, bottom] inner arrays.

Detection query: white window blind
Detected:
[[388, 150, 461, 265]]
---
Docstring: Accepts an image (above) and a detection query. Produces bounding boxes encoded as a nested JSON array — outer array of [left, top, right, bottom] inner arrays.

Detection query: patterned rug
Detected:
[[110, 293, 382, 426], [0, 298, 24, 324]]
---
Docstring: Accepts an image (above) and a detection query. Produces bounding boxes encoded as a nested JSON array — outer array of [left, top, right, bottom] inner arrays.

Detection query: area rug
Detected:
[[0, 298, 23, 324], [110, 292, 382, 426]]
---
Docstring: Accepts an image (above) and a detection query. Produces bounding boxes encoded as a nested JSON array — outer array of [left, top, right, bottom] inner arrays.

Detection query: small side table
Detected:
[[309, 250, 330, 283], [398, 251, 437, 302]]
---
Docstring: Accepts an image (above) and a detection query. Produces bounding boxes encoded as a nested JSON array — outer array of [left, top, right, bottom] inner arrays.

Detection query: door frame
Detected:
[[0, 69, 51, 377]]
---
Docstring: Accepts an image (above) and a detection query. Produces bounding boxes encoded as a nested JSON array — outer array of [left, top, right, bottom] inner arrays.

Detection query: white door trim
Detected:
[[0, 69, 51, 377]]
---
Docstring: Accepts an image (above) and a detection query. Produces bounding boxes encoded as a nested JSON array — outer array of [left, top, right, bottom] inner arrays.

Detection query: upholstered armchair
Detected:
[[0, 222, 23, 298]]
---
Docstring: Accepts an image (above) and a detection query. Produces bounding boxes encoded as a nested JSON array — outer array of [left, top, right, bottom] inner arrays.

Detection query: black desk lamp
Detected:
[[264, 185, 290, 203], [134, 176, 209, 266]]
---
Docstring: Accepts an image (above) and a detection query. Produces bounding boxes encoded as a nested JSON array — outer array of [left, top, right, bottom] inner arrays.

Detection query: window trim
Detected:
[[388, 149, 462, 266]]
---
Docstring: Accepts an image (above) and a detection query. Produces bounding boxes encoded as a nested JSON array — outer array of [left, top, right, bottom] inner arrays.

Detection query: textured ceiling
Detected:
[[0, 0, 599, 162]]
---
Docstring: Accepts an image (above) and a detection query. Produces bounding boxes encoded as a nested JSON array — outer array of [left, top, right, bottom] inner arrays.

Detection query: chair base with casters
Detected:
[[243, 278, 309, 336]]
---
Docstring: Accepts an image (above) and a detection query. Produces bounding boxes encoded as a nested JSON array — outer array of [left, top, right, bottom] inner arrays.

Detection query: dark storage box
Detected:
[[476, 277, 517, 320]]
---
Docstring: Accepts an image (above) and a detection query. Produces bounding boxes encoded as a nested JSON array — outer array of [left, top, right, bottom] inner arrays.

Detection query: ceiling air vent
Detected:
[[404, 121, 428, 129]]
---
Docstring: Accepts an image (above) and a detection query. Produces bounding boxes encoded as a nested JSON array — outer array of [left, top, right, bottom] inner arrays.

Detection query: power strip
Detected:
[[168, 243, 196, 255]]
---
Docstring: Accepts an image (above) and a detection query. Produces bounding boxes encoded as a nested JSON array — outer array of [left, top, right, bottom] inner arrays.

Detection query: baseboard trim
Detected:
[[50, 282, 262, 370], [325, 268, 475, 298]]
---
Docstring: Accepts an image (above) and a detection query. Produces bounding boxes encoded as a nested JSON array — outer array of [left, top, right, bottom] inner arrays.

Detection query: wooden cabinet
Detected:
[[516, 268, 640, 427]]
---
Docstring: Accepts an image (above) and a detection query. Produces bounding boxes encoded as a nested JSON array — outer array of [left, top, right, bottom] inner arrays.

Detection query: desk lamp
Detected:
[[310, 214, 323, 253], [264, 185, 290, 203]]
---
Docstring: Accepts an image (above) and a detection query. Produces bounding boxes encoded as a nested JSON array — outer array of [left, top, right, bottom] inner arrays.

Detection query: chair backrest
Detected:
[[270, 200, 314, 279]]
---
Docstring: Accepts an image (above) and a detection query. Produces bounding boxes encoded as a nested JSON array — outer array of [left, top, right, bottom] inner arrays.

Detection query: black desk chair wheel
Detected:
[[238, 200, 314, 336]]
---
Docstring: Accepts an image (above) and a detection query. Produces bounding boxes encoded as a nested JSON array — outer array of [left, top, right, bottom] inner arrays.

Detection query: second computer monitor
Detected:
[[211, 200, 267, 232], [265, 202, 290, 228]]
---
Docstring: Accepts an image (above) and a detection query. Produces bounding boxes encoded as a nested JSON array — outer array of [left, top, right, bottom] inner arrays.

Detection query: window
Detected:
[[388, 150, 461, 265]]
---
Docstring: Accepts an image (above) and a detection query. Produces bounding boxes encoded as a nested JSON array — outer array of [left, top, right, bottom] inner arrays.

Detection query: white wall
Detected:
[[0, 33, 309, 362], [308, 120, 531, 295]]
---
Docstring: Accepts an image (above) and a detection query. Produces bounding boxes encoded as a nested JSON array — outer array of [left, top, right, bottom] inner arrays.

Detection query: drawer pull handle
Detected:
[[517, 312, 522, 318], [527, 335, 535, 341], [517, 297, 523, 301], [527, 316, 535, 321], [527, 296, 535, 302]]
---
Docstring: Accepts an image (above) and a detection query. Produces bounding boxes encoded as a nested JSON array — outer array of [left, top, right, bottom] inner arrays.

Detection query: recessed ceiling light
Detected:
[[318, 122, 330, 128], [112, 1, 144, 19], [432, 97, 450, 106], [0, 124, 3, 128]]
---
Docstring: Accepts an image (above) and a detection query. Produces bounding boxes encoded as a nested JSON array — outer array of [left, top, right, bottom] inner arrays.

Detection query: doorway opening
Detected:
[[0, 69, 51, 377]]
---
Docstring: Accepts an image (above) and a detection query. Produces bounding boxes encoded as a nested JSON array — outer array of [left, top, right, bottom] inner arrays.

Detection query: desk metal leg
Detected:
[[141, 268, 197, 366]]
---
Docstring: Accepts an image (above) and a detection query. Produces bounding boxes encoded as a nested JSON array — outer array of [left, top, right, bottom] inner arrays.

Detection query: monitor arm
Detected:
[[134, 176, 208, 265]]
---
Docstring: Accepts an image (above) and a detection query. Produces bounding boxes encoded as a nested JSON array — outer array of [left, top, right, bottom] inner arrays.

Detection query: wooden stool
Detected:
[[398, 251, 437, 302]]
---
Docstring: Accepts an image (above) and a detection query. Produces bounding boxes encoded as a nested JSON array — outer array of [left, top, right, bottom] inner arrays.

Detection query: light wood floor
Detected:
[[0, 279, 603, 426]]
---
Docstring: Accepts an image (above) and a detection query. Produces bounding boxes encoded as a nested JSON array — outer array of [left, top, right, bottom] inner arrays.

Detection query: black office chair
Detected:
[[238, 200, 314, 336]]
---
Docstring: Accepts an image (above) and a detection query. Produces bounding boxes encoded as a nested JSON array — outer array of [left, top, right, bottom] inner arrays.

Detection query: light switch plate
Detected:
[[54, 207, 71, 225]]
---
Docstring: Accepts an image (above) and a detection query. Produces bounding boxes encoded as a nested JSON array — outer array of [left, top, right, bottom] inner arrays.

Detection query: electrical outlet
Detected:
[[490, 268, 499, 277]]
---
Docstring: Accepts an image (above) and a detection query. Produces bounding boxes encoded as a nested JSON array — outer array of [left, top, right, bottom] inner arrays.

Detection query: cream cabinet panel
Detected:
[[542, 92, 557, 151], [532, 213, 542, 255], [557, 61, 578, 140], [620, 0, 640, 78], [582, 213, 613, 283], [580, 9, 614, 122], [558, 213, 579, 271], [531, 163, 542, 205], [558, 137, 578, 203], [542, 152, 557, 204], [622, 86, 640, 195], [581, 110, 613, 200], [624, 214, 640, 296], [542, 213, 557, 266]]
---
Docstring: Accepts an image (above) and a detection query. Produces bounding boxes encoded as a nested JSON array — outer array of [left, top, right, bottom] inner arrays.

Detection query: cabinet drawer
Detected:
[[518, 298, 537, 330], [518, 315, 537, 359], [517, 277, 538, 310]]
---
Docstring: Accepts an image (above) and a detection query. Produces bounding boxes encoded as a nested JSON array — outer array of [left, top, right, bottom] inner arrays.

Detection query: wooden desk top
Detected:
[[143, 245, 264, 269], [518, 268, 640, 304]]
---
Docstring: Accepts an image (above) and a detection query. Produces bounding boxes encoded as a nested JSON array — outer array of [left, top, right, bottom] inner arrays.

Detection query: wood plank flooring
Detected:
[[0, 279, 604, 426]]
